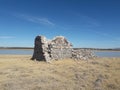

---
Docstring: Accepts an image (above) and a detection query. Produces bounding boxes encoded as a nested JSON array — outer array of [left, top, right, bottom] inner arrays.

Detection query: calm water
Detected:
[[95, 51, 120, 57], [0, 49, 120, 57], [0, 49, 33, 55]]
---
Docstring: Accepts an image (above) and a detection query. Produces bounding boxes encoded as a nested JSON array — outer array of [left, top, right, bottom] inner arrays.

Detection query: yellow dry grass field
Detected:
[[0, 55, 120, 90]]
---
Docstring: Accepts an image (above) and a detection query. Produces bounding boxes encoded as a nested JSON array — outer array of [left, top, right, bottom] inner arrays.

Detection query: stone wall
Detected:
[[72, 49, 95, 60], [31, 35, 95, 62], [49, 36, 73, 60]]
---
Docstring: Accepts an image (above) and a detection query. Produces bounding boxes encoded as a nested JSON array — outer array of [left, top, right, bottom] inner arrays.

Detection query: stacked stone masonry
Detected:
[[32, 35, 95, 62]]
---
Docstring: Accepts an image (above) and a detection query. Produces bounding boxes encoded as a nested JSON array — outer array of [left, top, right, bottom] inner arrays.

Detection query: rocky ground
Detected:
[[0, 55, 120, 90]]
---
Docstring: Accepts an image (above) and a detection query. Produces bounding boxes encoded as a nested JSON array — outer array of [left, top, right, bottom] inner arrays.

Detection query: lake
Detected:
[[0, 49, 120, 57], [94, 51, 120, 57], [0, 49, 33, 55]]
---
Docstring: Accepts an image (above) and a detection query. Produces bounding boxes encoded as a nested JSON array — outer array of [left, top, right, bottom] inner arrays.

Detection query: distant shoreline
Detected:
[[0, 47, 120, 51], [92, 49, 120, 52], [0, 47, 33, 50], [73, 48, 120, 51]]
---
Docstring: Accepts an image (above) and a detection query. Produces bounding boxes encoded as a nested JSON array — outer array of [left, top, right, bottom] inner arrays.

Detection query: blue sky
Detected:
[[0, 0, 120, 48]]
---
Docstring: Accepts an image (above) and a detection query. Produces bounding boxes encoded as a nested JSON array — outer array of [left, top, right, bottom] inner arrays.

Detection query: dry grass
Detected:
[[0, 55, 120, 90]]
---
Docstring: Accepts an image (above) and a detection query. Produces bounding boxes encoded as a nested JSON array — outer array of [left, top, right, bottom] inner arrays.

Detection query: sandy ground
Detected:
[[0, 55, 120, 90]]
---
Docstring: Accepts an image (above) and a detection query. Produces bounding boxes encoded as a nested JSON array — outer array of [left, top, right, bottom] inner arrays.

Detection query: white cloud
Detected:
[[17, 14, 55, 26], [0, 36, 15, 39]]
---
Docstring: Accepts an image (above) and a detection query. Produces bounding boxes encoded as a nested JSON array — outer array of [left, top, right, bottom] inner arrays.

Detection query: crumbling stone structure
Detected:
[[32, 35, 95, 62], [72, 49, 95, 60]]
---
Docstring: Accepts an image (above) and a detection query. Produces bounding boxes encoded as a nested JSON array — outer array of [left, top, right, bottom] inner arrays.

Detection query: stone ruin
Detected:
[[31, 35, 95, 62]]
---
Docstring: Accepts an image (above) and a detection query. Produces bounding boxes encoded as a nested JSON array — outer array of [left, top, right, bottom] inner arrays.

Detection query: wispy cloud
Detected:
[[75, 13, 100, 27], [15, 14, 55, 26], [88, 29, 120, 44], [0, 36, 15, 39], [111, 37, 120, 42], [88, 29, 110, 37]]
